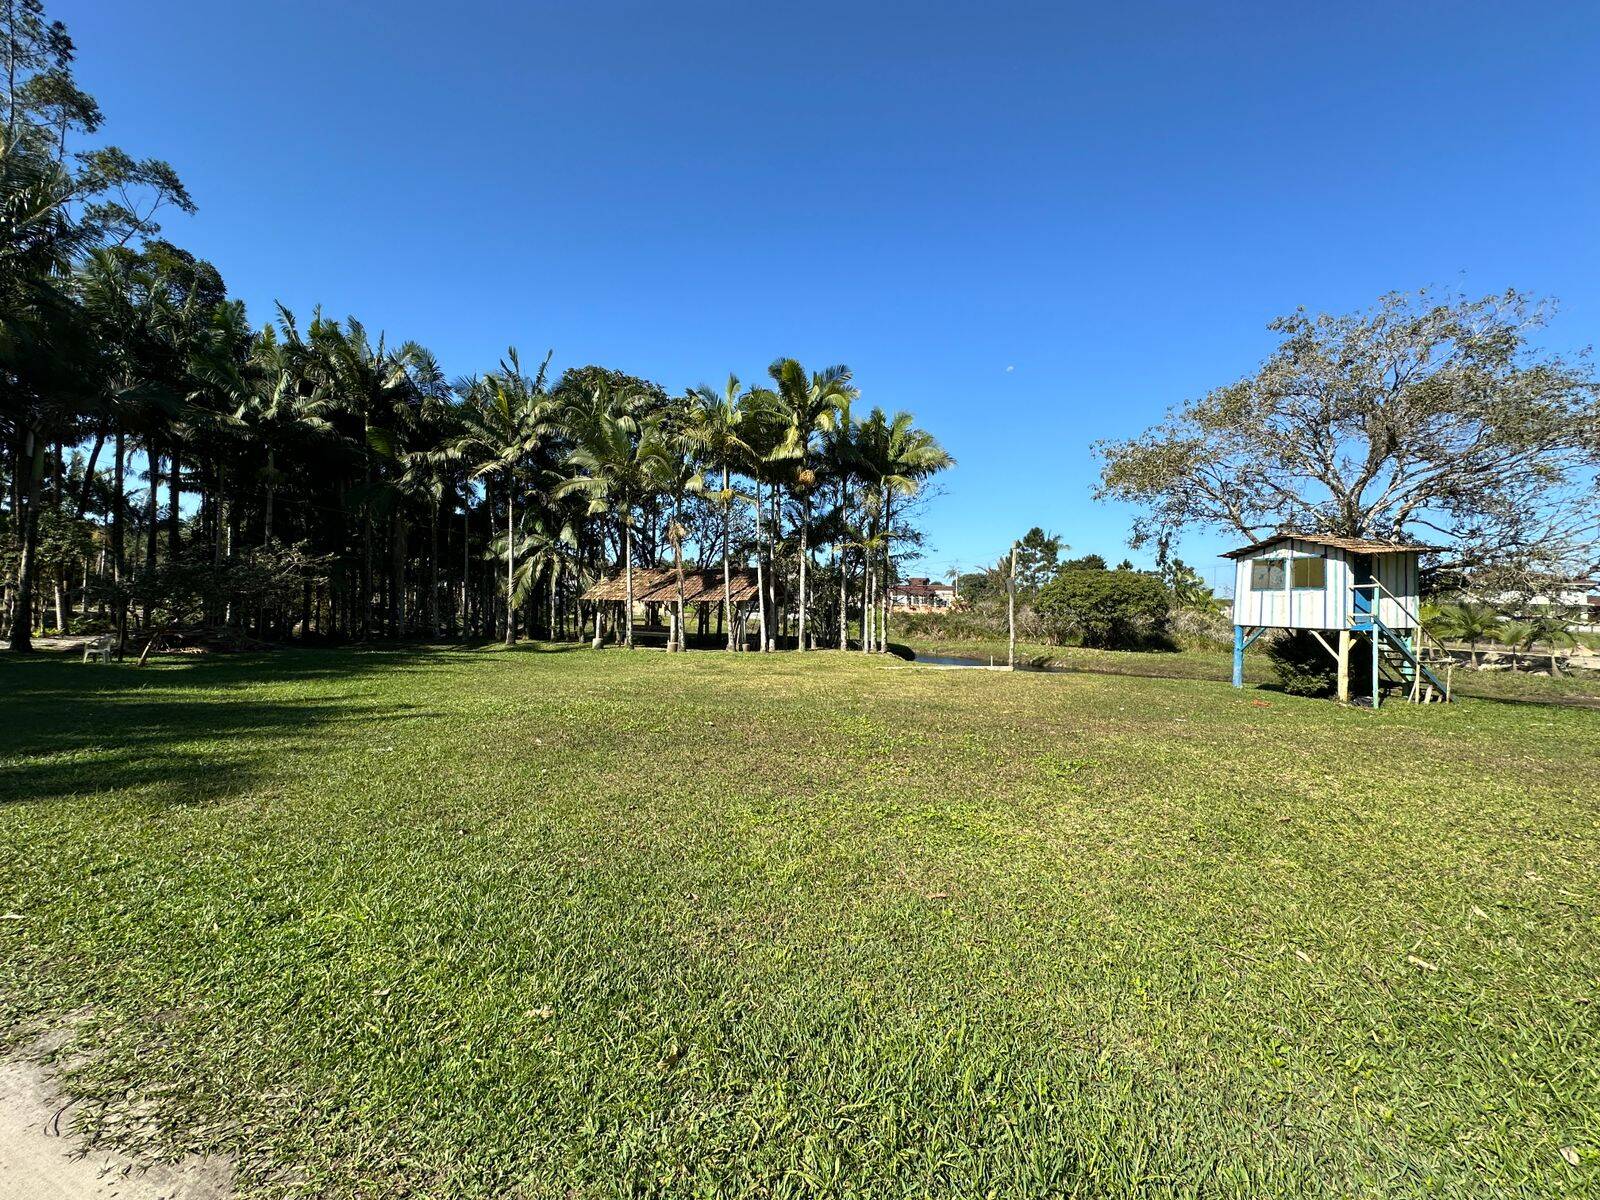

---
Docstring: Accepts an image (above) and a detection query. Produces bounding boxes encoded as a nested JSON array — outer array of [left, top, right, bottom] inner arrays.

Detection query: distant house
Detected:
[[889, 576, 955, 611], [1521, 580, 1600, 633]]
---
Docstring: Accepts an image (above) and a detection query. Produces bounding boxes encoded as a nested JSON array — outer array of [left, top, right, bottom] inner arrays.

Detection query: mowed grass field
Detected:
[[893, 630, 1600, 706], [2, 646, 1597, 1198]]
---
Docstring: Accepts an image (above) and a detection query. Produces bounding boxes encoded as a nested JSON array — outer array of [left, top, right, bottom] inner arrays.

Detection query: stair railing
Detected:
[[1351, 581, 1454, 703]]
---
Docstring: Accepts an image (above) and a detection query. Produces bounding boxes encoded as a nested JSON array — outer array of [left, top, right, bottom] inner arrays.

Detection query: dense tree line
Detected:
[[0, 2, 951, 655]]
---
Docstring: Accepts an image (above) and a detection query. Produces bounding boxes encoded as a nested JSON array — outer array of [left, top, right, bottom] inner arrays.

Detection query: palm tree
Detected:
[[767, 359, 856, 650], [556, 394, 668, 649], [819, 409, 863, 650], [1435, 599, 1505, 666], [440, 349, 554, 645], [684, 375, 752, 650], [496, 513, 577, 641], [736, 388, 786, 650], [1518, 611, 1581, 676], [856, 409, 953, 650], [649, 411, 703, 652]]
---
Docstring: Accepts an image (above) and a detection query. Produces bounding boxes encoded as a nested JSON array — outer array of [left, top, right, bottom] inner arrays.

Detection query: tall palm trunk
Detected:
[[881, 488, 893, 652], [837, 479, 849, 651], [504, 482, 515, 646], [167, 451, 180, 560], [144, 437, 159, 631], [262, 448, 275, 545], [797, 488, 810, 651], [863, 554, 874, 654], [429, 501, 441, 637], [722, 466, 734, 652], [756, 483, 769, 652], [672, 528, 686, 653], [112, 429, 127, 654], [393, 512, 407, 636], [6, 427, 44, 652], [623, 523, 635, 648]]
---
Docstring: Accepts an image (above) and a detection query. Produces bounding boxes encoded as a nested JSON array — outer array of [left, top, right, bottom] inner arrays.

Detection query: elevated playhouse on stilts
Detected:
[[1224, 534, 1453, 705]]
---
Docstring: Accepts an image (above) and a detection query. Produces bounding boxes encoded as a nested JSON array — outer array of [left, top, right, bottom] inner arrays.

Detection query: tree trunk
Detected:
[[797, 489, 810, 651], [755, 555, 766, 655], [7, 428, 44, 652], [881, 490, 893, 652], [112, 430, 126, 655], [393, 512, 407, 637], [838, 480, 849, 651], [624, 523, 635, 648], [167, 450, 180, 559], [429, 501, 441, 636], [504, 483, 515, 646], [756, 485, 769, 652], [863, 557, 874, 654], [617, 524, 630, 652], [143, 438, 159, 630], [75, 425, 105, 515], [263, 448, 275, 546], [723, 466, 734, 651]]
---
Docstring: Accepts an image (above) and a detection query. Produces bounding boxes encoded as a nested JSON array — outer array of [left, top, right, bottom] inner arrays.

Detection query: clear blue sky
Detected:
[[68, 1, 1599, 595]]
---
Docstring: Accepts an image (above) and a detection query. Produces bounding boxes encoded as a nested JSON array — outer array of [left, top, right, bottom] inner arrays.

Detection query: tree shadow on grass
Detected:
[[0, 649, 449, 808]]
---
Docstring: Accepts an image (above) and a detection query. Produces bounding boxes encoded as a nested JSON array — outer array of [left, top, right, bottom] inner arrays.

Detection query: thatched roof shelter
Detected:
[[581, 567, 759, 605]]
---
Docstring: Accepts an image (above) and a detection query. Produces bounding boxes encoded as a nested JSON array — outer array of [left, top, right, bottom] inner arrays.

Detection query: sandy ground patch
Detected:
[[0, 1040, 232, 1200]]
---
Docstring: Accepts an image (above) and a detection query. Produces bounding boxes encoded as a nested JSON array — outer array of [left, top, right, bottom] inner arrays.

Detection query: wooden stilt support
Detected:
[[1337, 629, 1350, 703]]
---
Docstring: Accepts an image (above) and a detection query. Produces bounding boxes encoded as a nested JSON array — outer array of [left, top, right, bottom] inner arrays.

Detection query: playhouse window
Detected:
[[1250, 558, 1285, 590], [1291, 558, 1326, 589]]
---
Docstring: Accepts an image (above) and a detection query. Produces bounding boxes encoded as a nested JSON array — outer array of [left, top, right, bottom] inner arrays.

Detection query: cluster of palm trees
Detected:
[[1, 2, 955, 655], [5, 273, 952, 654], [1423, 599, 1589, 673]]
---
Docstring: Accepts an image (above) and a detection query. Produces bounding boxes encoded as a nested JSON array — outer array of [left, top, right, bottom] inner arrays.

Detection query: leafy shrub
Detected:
[[1266, 631, 1337, 696], [1035, 570, 1172, 649], [1266, 630, 1373, 697]]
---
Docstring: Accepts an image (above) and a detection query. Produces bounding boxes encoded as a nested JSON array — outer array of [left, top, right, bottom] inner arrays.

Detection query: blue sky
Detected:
[[68, 1, 1599, 595]]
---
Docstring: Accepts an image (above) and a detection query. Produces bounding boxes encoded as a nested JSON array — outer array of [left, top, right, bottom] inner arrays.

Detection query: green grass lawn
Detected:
[[2, 646, 1597, 1197]]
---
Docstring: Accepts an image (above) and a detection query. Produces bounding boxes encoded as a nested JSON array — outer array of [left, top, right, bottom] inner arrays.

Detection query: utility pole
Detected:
[[1007, 543, 1018, 671]]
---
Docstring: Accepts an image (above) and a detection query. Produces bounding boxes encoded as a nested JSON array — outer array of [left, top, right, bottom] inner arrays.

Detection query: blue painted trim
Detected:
[[1371, 624, 1380, 707], [1232, 625, 1245, 688]]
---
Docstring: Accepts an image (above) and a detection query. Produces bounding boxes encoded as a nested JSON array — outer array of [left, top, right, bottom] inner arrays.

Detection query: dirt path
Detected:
[[0, 1046, 232, 1200]]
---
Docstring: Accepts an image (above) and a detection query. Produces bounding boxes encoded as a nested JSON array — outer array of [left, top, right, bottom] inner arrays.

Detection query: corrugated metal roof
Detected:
[[1221, 533, 1436, 559]]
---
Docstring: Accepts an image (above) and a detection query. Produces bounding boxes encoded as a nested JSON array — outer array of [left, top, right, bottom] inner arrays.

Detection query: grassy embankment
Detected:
[[2, 645, 1597, 1196]]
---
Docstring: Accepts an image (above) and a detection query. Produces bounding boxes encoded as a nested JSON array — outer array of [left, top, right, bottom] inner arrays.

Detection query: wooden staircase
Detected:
[[1352, 583, 1454, 705]]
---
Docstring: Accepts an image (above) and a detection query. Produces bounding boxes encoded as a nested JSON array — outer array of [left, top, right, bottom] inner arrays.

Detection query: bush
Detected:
[[1035, 570, 1172, 649], [895, 610, 1002, 643], [1266, 631, 1337, 696], [1266, 631, 1373, 697], [1170, 604, 1232, 649]]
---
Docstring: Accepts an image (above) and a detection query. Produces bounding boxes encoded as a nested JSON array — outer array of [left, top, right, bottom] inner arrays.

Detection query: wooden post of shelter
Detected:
[[1336, 629, 1351, 703]]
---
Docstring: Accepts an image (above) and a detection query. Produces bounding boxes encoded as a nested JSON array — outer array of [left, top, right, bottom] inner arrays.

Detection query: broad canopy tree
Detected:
[[1096, 291, 1600, 591]]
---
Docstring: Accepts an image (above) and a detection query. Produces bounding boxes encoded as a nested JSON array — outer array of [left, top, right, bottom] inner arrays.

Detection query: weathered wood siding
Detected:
[[1231, 539, 1420, 631], [1373, 551, 1421, 628]]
